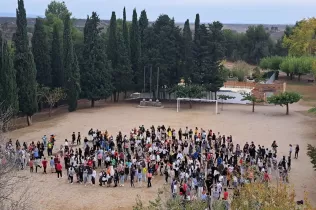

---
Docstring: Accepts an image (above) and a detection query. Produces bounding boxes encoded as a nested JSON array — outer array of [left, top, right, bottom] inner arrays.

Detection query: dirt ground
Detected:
[[6, 102, 316, 210]]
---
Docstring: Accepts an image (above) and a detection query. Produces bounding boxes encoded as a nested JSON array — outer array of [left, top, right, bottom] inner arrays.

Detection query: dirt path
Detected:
[[6, 103, 316, 209]]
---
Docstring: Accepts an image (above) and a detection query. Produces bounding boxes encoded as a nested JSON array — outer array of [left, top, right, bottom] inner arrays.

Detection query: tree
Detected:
[[231, 61, 251, 82], [114, 31, 133, 100], [32, 18, 52, 87], [182, 19, 193, 81], [123, 7, 130, 57], [81, 12, 113, 107], [14, 0, 37, 126], [170, 84, 206, 109], [63, 14, 80, 112], [51, 23, 64, 88], [139, 9, 149, 49], [244, 25, 272, 64], [0, 104, 31, 209], [218, 94, 235, 111], [0, 35, 19, 115], [231, 182, 313, 210], [45, 0, 71, 21], [307, 144, 316, 171], [241, 92, 264, 112], [283, 18, 316, 56], [267, 92, 302, 115], [130, 9, 141, 86], [194, 13, 200, 43], [38, 86, 66, 117]]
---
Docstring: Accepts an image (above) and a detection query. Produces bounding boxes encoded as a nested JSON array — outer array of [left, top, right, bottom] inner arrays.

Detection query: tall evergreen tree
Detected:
[[130, 9, 141, 86], [123, 7, 130, 57], [81, 12, 113, 107], [14, 0, 37, 125], [107, 12, 118, 68], [139, 10, 149, 46], [183, 19, 193, 82], [32, 18, 52, 87], [0, 36, 19, 113], [63, 14, 80, 112], [114, 31, 133, 100], [51, 23, 64, 88], [194, 14, 200, 43]]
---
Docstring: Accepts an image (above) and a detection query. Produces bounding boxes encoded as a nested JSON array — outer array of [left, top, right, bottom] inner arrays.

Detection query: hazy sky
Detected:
[[1, 0, 316, 24]]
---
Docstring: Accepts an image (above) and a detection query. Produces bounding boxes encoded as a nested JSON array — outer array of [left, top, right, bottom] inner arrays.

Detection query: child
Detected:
[[50, 157, 55, 173], [29, 159, 34, 173]]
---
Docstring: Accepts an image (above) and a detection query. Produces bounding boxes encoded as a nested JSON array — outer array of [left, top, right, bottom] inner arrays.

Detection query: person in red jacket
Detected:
[[56, 162, 62, 178], [42, 157, 48, 174]]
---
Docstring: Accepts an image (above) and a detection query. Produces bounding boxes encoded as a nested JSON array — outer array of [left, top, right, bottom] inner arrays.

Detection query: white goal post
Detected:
[[176, 98, 218, 114]]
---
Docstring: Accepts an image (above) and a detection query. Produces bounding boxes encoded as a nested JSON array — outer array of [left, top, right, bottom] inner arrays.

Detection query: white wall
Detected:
[[217, 88, 252, 104]]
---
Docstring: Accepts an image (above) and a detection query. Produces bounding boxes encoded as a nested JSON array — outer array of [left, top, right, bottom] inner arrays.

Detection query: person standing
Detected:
[[289, 144, 293, 158], [42, 135, 47, 148], [77, 132, 81, 145], [42, 157, 47, 174], [72, 132, 76, 145], [56, 162, 63, 178], [295, 145, 300, 159], [147, 171, 152, 187]]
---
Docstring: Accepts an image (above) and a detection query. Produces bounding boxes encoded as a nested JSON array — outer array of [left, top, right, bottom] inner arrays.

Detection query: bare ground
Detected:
[[6, 102, 316, 210]]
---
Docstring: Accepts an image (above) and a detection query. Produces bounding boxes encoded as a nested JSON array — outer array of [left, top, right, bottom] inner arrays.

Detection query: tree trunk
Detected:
[[189, 100, 192, 109], [113, 91, 117, 102], [252, 101, 255, 112], [27, 115, 32, 126], [49, 105, 52, 117], [286, 72, 289, 77], [117, 92, 120, 102], [286, 104, 289, 115], [298, 74, 301, 81], [124, 91, 127, 99], [290, 73, 293, 80], [91, 99, 95, 107], [215, 92, 217, 100]]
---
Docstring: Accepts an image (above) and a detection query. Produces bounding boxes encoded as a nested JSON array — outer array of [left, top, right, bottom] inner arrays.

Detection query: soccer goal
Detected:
[[176, 98, 218, 114]]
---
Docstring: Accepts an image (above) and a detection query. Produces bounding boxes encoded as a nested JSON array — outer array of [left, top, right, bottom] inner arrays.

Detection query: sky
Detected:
[[1, 0, 316, 24]]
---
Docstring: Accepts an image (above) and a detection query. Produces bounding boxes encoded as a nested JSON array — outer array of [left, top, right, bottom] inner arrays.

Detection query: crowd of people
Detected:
[[4, 125, 300, 206]]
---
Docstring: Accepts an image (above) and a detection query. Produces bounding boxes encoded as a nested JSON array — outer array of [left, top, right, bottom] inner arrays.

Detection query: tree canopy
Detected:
[[267, 92, 302, 115]]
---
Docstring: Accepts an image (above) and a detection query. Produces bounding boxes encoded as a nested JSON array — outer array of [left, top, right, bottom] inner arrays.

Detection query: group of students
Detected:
[[6, 125, 299, 207]]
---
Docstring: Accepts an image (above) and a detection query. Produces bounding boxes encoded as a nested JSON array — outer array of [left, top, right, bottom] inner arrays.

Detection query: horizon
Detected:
[[0, 0, 315, 25]]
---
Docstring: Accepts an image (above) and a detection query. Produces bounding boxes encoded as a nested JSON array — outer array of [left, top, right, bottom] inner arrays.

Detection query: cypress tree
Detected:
[[14, 0, 37, 125], [0, 36, 19, 113], [194, 13, 200, 43], [63, 14, 80, 112], [81, 12, 113, 107], [107, 12, 118, 68], [130, 9, 141, 86], [114, 31, 133, 99], [123, 7, 130, 57], [51, 23, 64, 88], [32, 18, 52, 87], [139, 10, 148, 46], [183, 19, 193, 82]]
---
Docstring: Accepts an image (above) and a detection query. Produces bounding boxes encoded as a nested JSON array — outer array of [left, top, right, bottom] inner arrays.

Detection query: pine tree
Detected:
[[14, 0, 37, 126], [63, 14, 80, 112], [32, 18, 52, 87], [123, 7, 130, 57], [81, 12, 113, 107], [51, 23, 64, 88], [0, 36, 19, 113], [130, 9, 141, 86]]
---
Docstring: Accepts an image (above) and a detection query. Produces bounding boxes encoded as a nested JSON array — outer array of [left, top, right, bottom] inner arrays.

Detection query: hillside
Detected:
[[0, 17, 287, 41]]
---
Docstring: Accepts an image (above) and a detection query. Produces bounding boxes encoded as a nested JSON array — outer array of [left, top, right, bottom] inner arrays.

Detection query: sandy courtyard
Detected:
[[6, 102, 316, 210]]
